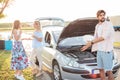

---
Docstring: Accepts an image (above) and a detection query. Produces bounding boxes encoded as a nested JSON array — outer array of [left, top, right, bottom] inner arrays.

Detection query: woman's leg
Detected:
[[36, 48, 43, 71], [30, 49, 38, 75], [35, 48, 43, 77], [15, 70, 22, 75], [15, 70, 18, 74], [15, 70, 25, 80], [17, 70, 22, 75]]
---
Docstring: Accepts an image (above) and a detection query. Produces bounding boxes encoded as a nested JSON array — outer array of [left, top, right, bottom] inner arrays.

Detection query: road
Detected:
[[114, 48, 120, 80], [113, 31, 120, 80]]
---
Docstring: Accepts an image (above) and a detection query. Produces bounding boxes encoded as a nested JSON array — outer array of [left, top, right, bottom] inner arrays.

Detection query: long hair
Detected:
[[13, 20, 21, 30], [11, 20, 21, 34]]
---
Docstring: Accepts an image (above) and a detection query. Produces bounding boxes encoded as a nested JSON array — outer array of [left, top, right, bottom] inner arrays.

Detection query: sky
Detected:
[[0, 0, 120, 22]]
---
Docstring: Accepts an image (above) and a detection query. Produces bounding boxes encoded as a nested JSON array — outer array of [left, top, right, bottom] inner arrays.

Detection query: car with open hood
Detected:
[[39, 17, 120, 80]]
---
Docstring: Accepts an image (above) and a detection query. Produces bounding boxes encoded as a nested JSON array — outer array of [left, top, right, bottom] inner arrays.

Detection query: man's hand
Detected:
[[80, 41, 92, 51]]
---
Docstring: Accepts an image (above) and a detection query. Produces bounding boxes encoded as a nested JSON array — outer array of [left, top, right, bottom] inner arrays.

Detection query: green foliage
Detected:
[[0, 0, 14, 19], [114, 42, 120, 48], [0, 13, 5, 18], [0, 0, 3, 3], [0, 0, 7, 3]]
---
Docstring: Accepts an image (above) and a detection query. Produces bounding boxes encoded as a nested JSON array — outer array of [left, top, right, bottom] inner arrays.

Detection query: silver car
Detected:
[[38, 17, 120, 80]]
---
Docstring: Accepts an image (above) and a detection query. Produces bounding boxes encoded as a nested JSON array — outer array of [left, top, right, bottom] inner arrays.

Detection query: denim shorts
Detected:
[[97, 51, 114, 71]]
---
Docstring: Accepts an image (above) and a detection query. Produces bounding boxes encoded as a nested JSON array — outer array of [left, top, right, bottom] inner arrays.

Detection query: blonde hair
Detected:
[[34, 21, 42, 30], [11, 20, 21, 34], [13, 20, 21, 29]]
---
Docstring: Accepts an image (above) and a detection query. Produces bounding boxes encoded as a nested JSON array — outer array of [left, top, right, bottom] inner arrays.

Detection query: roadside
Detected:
[[114, 48, 120, 80]]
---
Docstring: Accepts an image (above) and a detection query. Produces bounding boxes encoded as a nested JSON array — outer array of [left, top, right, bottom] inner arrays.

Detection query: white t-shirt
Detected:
[[92, 21, 115, 52]]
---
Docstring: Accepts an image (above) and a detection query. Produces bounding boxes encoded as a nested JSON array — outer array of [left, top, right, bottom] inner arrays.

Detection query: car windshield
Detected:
[[52, 30, 62, 42], [58, 35, 94, 46], [36, 18, 64, 27]]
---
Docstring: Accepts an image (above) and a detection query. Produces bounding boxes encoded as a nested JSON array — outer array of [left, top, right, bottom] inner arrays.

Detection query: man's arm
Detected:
[[91, 37, 104, 44], [81, 37, 104, 51]]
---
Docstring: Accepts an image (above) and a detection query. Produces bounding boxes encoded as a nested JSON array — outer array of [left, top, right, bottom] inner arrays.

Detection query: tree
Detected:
[[0, 0, 13, 18]]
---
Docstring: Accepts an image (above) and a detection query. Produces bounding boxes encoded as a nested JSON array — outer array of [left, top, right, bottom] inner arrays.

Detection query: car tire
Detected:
[[53, 61, 62, 80]]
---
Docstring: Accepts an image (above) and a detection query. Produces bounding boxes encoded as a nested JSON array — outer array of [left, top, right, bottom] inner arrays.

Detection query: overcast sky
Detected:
[[0, 0, 120, 22]]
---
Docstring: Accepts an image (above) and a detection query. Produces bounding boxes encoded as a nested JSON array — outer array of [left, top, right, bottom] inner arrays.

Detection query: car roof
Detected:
[[35, 17, 64, 22]]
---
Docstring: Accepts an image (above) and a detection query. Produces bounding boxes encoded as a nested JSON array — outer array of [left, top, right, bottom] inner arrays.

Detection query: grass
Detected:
[[0, 50, 34, 80], [114, 42, 120, 48], [0, 23, 34, 32]]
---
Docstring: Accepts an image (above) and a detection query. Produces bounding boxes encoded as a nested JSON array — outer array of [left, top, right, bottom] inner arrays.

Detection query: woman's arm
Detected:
[[32, 35, 42, 42], [13, 30, 21, 41]]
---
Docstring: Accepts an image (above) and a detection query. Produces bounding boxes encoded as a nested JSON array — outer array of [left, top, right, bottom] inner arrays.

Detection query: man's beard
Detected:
[[99, 18, 105, 22]]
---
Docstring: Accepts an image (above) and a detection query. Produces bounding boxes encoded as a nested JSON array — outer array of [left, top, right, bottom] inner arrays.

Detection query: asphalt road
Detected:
[[113, 31, 120, 80], [114, 48, 120, 80], [35, 71, 52, 80]]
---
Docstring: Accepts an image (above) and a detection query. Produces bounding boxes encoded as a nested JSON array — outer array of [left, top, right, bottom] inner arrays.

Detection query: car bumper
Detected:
[[61, 63, 120, 80]]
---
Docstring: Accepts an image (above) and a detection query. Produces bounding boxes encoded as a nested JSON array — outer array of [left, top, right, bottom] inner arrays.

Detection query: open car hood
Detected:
[[58, 17, 98, 43]]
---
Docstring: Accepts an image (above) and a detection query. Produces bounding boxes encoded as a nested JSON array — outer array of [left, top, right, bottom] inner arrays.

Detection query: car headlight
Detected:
[[60, 56, 84, 69], [72, 61, 80, 68], [60, 55, 71, 65]]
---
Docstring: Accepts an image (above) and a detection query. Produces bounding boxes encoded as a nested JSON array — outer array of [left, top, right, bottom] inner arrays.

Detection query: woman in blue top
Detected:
[[30, 21, 43, 77]]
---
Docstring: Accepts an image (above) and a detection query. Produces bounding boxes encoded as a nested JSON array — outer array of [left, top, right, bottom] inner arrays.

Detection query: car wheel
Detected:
[[53, 61, 62, 80]]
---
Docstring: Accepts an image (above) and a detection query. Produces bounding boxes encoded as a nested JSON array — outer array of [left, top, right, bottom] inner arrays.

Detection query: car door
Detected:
[[42, 31, 56, 69]]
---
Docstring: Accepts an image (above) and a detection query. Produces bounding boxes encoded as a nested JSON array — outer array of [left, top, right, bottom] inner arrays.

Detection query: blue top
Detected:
[[32, 31, 43, 48]]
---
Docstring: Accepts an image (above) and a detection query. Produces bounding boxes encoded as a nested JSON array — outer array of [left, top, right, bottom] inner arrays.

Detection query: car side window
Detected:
[[44, 32, 48, 43], [45, 32, 51, 45]]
